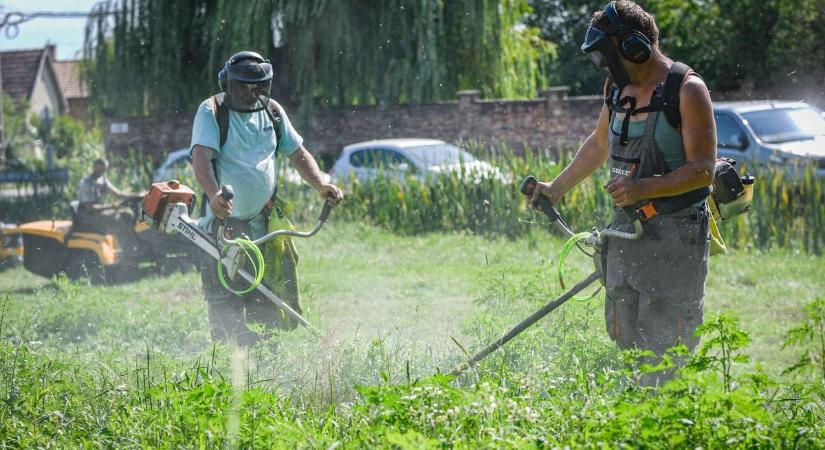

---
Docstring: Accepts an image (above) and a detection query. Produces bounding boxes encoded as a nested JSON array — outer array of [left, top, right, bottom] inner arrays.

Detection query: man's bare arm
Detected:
[[288, 146, 328, 190], [104, 175, 143, 200], [288, 146, 343, 202]]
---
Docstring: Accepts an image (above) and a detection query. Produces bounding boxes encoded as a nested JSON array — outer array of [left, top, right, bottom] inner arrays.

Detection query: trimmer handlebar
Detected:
[[318, 198, 334, 223], [520, 175, 643, 243], [245, 194, 338, 246], [520, 175, 560, 222]]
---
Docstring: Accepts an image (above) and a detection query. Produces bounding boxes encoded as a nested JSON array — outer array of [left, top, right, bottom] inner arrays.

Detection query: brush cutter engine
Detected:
[[142, 180, 197, 226], [142, 180, 246, 279]]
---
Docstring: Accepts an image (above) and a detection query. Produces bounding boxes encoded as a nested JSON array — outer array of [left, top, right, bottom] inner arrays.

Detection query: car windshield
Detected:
[[742, 107, 825, 144], [406, 144, 476, 167]]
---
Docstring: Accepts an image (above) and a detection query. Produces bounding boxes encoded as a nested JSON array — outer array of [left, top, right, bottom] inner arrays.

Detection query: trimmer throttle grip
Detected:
[[520, 175, 560, 222], [220, 185, 234, 201], [319, 199, 334, 223]]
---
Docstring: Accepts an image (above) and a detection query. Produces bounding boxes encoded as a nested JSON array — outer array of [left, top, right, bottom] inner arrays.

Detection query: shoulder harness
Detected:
[[605, 62, 712, 221], [606, 61, 692, 145], [210, 93, 283, 150]]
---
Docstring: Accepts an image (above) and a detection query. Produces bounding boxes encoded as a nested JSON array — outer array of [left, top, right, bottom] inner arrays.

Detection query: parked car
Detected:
[[153, 148, 330, 185], [330, 139, 509, 184], [714, 101, 825, 177], [153, 148, 193, 183]]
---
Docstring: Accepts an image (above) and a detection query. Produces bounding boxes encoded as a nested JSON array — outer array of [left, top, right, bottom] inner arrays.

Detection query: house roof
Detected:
[[0, 48, 47, 101], [54, 60, 88, 99]]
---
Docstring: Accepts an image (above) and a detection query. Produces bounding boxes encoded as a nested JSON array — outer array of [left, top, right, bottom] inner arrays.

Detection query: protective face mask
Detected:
[[582, 25, 632, 89]]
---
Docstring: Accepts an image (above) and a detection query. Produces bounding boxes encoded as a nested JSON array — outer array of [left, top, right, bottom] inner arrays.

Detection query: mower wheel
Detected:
[[66, 250, 106, 284]]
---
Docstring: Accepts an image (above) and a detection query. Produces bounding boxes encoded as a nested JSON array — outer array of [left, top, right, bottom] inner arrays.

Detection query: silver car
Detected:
[[153, 148, 192, 183], [330, 138, 508, 184], [152, 147, 329, 185], [714, 101, 825, 177]]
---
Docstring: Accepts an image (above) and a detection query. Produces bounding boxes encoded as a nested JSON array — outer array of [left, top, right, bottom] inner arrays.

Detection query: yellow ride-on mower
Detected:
[[0, 223, 23, 269], [18, 196, 197, 284]]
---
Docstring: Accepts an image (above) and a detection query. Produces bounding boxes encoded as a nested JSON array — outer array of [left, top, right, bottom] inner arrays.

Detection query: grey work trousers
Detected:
[[200, 218, 284, 347], [604, 207, 710, 385]]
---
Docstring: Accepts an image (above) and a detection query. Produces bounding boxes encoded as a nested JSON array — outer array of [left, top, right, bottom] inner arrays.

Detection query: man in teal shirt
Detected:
[[190, 51, 342, 346]]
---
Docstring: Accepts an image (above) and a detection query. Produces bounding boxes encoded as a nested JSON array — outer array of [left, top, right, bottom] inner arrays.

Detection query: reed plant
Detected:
[[285, 145, 825, 254]]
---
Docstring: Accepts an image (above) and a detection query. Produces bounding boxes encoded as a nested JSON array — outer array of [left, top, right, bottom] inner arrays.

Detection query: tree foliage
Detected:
[[525, 0, 605, 95], [84, 0, 554, 116], [528, 0, 825, 95]]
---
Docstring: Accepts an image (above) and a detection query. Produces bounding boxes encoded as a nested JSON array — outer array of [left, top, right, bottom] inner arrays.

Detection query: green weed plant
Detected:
[[285, 145, 825, 254], [1, 287, 824, 448]]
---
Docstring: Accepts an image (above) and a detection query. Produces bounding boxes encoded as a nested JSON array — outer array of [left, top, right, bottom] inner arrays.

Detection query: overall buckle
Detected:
[[636, 203, 658, 221]]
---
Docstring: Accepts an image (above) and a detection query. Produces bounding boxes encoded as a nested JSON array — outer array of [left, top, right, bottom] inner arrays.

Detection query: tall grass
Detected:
[[286, 146, 825, 253], [1, 271, 824, 448]]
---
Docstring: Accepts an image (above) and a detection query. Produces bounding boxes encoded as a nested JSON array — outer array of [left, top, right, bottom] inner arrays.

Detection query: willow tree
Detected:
[[84, 0, 554, 117]]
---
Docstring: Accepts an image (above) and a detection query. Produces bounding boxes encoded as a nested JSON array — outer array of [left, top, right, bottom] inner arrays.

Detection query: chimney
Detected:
[[46, 43, 57, 61]]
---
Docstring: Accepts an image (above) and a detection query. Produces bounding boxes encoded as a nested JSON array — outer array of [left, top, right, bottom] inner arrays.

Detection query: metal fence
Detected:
[[0, 169, 69, 223]]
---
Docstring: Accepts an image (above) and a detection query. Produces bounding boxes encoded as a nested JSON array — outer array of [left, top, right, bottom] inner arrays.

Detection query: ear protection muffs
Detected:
[[603, 1, 651, 64], [217, 51, 269, 91]]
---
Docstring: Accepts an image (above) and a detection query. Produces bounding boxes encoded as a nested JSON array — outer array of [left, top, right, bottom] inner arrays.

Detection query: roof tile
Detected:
[[53, 60, 88, 99], [0, 48, 45, 101]]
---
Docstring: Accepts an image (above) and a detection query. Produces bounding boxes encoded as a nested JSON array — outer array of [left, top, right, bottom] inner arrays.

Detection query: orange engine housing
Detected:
[[142, 181, 196, 225]]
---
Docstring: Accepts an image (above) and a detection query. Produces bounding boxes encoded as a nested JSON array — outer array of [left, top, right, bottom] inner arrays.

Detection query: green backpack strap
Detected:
[[264, 99, 284, 153], [211, 93, 230, 150]]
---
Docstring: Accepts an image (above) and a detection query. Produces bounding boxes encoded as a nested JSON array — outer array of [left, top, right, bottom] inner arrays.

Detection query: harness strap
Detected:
[[663, 62, 690, 130], [634, 186, 711, 221], [212, 94, 284, 149], [605, 62, 695, 145], [618, 96, 636, 145]]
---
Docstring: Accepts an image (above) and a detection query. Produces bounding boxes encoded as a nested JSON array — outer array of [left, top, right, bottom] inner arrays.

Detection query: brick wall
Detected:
[[103, 87, 602, 162], [102, 84, 825, 163]]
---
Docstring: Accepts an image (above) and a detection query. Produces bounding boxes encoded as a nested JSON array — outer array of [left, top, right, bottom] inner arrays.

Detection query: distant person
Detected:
[[530, 1, 716, 386], [76, 158, 143, 255], [190, 50, 343, 347]]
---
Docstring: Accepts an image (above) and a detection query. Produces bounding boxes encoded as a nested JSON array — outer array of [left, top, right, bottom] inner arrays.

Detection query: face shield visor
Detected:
[[225, 61, 273, 112], [581, 25, 631, 89]]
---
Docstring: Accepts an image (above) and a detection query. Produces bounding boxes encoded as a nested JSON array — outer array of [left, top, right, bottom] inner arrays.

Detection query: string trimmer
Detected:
[[141, 180, 334, 337], [449, 175, 643, 376]]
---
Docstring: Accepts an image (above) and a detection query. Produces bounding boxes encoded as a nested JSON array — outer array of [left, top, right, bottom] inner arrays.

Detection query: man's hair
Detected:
[[592, 1, 659, 47], [93, 158, 108, 167]]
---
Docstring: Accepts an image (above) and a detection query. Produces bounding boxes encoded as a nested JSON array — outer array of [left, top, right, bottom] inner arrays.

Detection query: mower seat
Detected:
[[69, 200, 104, 234]]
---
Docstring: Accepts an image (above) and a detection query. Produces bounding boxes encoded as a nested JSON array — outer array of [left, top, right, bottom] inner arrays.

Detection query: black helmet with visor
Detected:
[[218, 51, 273, 112]]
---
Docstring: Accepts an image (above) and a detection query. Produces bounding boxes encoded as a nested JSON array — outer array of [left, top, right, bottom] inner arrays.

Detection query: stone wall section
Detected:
[[104, 87, 602, 161], [103, 84, 825, 162]]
